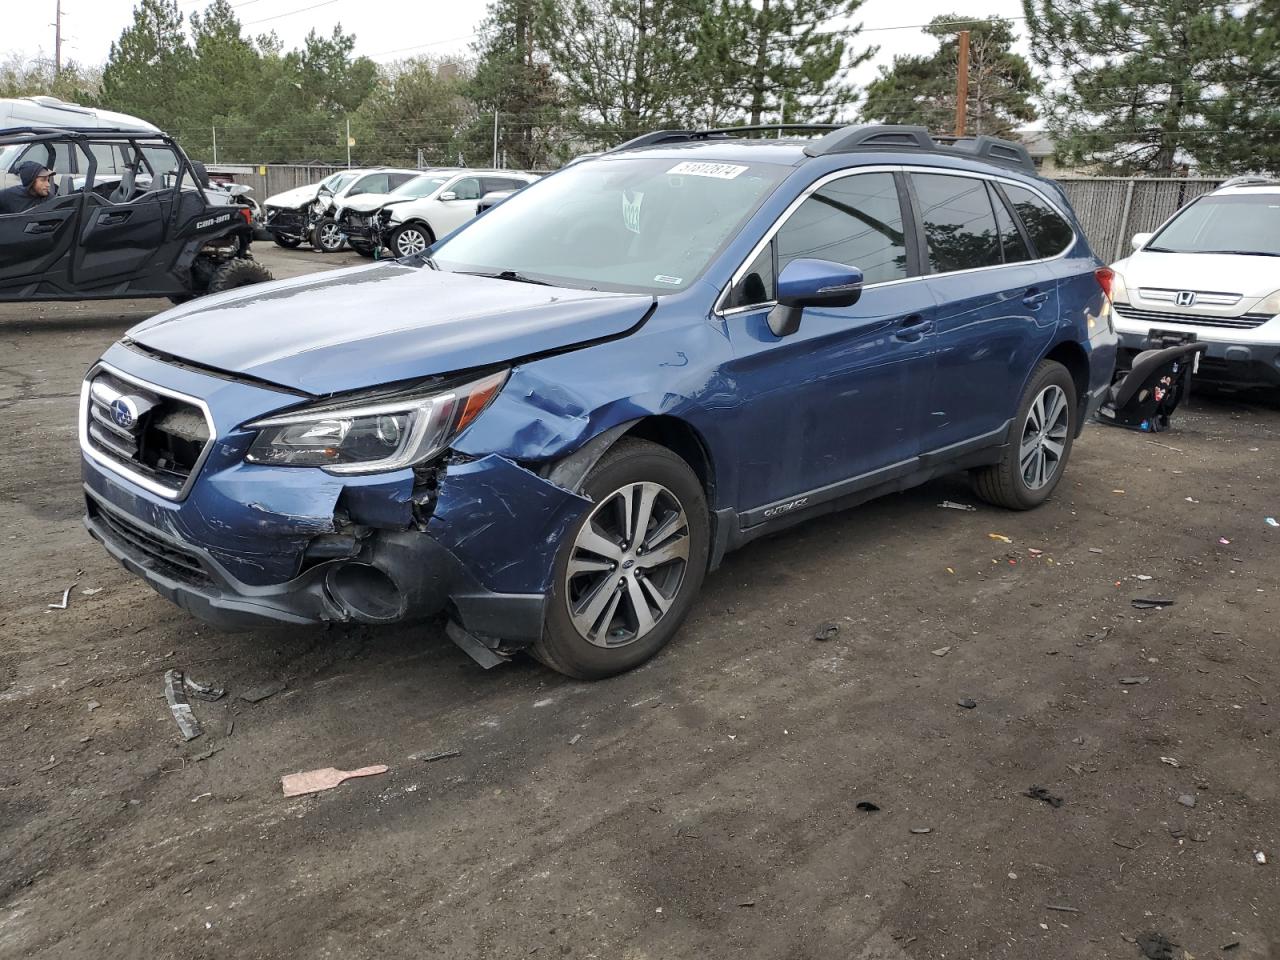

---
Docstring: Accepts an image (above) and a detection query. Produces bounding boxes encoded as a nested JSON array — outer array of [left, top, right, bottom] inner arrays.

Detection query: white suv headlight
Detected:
[[244, 370, 508, 474], [1110, 269, 1131, 304], [1249, 289, 1280, 316]]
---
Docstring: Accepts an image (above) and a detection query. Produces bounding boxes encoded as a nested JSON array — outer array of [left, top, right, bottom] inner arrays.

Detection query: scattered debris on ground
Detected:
[[1132, 598, 1175, 610], [1023, 786, 1064, 808], [938, 500, 977, 511], [47, 585, 73, 610], [281, 764, 389, 798], [957, 698, 977, 709], [812, 621, 840, 642], [931, 646, 952, 657], [163, 669, 203, 741], [1135, 931, 1175, 959], [409, 749, 461, 763], [855, 801, 880, 812], [238, 681, 286, 704]]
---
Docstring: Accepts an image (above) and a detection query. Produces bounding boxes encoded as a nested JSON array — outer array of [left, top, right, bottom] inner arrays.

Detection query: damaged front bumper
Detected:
[[80, 345, 591, 646]]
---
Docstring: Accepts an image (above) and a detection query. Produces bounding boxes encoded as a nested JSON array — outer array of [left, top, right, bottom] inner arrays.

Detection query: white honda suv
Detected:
[[1110, 177, 1280, 388]]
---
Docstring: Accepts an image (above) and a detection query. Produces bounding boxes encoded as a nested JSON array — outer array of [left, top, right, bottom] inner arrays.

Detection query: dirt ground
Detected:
[[1, 244, 1277, 960]]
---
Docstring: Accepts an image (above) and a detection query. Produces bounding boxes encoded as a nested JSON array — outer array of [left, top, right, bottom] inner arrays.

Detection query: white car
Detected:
[[1111, 177, 1280, 388], [330, 171, 453, 257], [261, 168, 418, 251], [381, 169, 540, 257]]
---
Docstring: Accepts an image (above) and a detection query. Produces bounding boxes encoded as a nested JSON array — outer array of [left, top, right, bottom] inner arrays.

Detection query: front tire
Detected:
[[535, 439, 710, 680], [389, 223, 433, 258], [272, 234, 303, 249], [972, 360, 1077, 510], [311, 217, 345, 253]]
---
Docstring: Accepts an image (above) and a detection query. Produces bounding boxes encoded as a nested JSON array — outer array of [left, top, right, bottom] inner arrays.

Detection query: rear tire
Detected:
[[534, 439, 710, 680], [272, 234, 302, 249], [206, 257, 273, 295], [972, 360, 1077, 510]]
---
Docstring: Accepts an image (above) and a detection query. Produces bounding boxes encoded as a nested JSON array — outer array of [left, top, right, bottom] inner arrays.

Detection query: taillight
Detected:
[[1094, 266, 1115, 301], [239, 207, 253, 226]]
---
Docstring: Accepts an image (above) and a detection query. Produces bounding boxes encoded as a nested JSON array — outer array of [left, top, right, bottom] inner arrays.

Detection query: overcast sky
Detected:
[[9, 0, 1028, 96]]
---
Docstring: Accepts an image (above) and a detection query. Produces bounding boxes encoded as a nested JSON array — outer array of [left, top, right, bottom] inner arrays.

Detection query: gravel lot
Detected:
[[1, 245, 1277, 959]]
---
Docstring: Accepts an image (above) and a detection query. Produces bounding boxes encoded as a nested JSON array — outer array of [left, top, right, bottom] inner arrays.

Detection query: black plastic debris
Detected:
[[410, 749, 461, 763], [855, 801, 880, 812], [1135, 931, 1176, 960], [957, 698, 977, 709], [1023, 786, 1064, 808], [1132, 598, 1175, 610], [164, 669, 202, 741], [813, 622, 841, 642], [1119, 676, 1151, 685]]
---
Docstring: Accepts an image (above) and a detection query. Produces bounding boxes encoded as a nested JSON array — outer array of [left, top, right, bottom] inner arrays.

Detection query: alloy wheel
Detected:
[[395, 227, 428, 257], [319, 221, 343, 251], [1019, 384, 1070, 490], [565, 481, 691, 648]]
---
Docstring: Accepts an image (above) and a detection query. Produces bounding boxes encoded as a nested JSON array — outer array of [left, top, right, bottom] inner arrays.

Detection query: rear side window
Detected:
[[1003, 184, 1074, 257], [991, 184, 1031, 263], [912, 173, 1001, 273], [776, 172, 909, 286]]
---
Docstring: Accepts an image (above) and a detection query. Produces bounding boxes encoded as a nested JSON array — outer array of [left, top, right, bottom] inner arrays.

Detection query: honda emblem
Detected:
[[1175, 290, 1197, 307]]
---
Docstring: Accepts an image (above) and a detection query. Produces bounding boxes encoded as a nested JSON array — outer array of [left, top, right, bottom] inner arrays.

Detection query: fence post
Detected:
[[492, 112, 499, 168], [212, 126, 217, 165], [1113, 180, 1136, 261]]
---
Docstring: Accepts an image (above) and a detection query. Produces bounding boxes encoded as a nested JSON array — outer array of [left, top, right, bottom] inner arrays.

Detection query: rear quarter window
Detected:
[[1003, 184, 1074, 258]]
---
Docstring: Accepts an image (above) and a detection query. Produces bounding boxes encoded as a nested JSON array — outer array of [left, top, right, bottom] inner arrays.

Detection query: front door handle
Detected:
[[24, 221, 61, 234], [893, 314, 933, 343], [1023, 288, 1051, 309]]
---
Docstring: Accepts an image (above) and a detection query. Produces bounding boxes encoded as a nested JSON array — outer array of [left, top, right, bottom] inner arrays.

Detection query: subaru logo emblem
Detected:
[[1175, 290, 1197, 307], [110, 396, 138, 429]]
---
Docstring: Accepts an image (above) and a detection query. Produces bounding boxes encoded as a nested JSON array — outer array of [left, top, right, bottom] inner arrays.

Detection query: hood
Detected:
[[263, 183, 321, 209], [1114, 251, 1280, 305], [337, 192, 400, 214], [125, 264, 654, 395]]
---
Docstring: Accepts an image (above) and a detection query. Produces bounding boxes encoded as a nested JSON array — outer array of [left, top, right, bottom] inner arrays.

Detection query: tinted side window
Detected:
[[990, 184, 1031, 263], [351, 173, 389, 196], [451, 177, 481, 200], [388, 173, 416, 189], [1003, 184, 1074, 257], [912, 173, 1001, 273], [776, 172, 908, 285], [483, 177, 524, 194], [725, 243, 775, 308]]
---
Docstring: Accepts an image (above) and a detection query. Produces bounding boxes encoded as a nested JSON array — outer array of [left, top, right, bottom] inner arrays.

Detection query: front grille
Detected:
[[1114, 304, 1271, 330], [1138, 288, 1242, 307], [89, 498, 212, 586], [84, 369, 212, 498]]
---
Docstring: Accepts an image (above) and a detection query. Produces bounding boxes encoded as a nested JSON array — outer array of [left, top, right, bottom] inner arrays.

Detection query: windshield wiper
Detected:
[[460, 269, 552, 286], [1143, 245, 1175, 252], [1199, 249, 1280, 257]]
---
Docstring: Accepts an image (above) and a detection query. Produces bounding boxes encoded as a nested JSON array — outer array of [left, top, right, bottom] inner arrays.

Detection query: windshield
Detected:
[[320, 171, 358, 193], [392, 175, 448, 199], [1148, 194, 1280, 256], [431, 156, 790, 294]]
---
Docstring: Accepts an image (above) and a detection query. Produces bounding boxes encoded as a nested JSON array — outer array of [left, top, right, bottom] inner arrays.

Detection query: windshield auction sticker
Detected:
[[666, 161, 748, 180]]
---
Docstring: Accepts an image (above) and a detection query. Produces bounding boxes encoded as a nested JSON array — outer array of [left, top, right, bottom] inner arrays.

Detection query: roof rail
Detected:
[[607, 123, 843, 154], [607, 122, 1038, 174], [806, 124, 1036, 173]]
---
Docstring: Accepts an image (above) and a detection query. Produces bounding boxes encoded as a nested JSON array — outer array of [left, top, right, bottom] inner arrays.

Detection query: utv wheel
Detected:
[[311, 217, 346, 253], [535, 439, 710, 680], [972, 360, 1077, 510], [207, 258, 274, 295], [351, 241, 376, 259], [272, 234, 303, 249], [390, 223, 432, 258]]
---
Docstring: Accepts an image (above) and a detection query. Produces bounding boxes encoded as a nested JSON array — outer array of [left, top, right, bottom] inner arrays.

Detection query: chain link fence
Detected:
[[220, 162, 1226, 264]]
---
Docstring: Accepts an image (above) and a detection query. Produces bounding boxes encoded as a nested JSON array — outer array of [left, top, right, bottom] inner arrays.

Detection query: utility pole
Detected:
[[54, 0, 63, 78], [492, 112, 499, 168], [954, 29, 970, 137], [212, 126, 218, 164], [346, 117, 352, 168]]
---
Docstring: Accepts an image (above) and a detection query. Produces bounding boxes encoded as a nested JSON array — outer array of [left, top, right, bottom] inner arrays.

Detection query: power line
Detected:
[[243, 0, 343, 27]]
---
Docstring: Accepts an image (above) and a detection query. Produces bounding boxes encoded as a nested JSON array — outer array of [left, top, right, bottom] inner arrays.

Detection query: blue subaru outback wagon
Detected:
[[80, 124, 1118, 678]]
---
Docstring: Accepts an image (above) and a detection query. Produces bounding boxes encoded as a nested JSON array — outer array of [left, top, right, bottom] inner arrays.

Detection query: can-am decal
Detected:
[[196, 213, 233, 230]]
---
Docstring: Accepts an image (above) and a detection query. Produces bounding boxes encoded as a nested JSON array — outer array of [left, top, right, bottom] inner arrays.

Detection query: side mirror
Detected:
[[767, 258, 864, 337], [1131, 232, 1153, 251], [439, 190, 458, 201]]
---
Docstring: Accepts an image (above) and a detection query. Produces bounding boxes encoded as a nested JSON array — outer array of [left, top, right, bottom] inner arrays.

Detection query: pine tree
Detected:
[[1023, 0, 1245, 174], [861, 15, 1037, 138], [1194, 0, 1280, 174], [100, 0, 193, 132], [468, 0, 569, 168], [709, 0, 874, 127]]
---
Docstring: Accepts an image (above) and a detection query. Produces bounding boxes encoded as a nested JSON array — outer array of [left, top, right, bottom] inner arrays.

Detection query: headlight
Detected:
[[1250, 289, 1280, 316], [312, 198, 329, 214], [1110, 268, 1131, 304], [244, 370, 508, 474]]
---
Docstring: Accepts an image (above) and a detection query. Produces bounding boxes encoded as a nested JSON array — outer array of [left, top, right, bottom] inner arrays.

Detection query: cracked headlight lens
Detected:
[[244, 369, 508, 474]]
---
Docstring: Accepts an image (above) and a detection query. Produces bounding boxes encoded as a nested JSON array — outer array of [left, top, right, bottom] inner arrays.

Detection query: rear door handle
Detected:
[[893, 314, 933, 343], [24, 221, 61, 234], [100, 211, 131, 226], [1023, 288, 1051, 309]]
